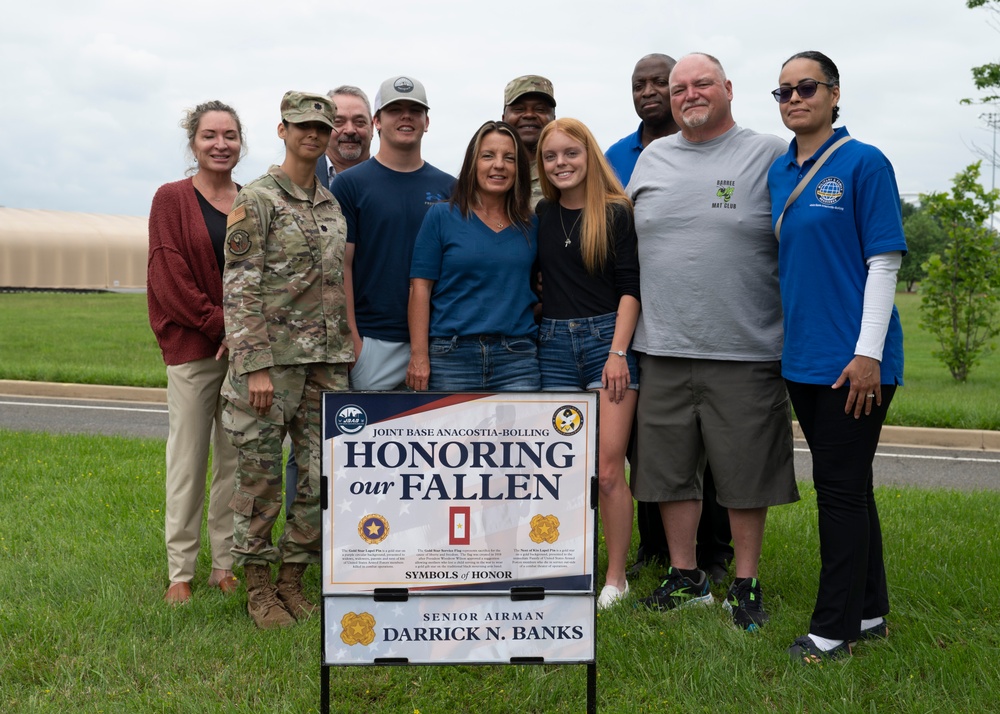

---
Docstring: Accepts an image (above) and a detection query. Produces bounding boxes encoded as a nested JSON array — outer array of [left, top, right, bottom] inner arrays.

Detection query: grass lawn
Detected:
[[1, 291, 998, 429], [0, 293, 164, 388], [2, 430, 999, 713], [890, 292, 1000, 430]]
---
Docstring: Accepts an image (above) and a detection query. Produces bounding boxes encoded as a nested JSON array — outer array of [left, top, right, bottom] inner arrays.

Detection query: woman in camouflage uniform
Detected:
[[222, 91, 353, 629]]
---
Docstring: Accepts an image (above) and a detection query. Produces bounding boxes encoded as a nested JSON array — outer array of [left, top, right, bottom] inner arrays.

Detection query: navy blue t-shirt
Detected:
[[332, 158, 454, 342]]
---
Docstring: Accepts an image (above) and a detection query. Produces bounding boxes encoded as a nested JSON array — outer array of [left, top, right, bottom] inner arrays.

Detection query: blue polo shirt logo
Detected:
[[815, 177, 845, 205]]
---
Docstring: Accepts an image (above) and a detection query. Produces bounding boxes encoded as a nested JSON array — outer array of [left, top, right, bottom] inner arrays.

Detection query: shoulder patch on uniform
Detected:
[[227, 230, 251, 256], [227, 205, 247, 228]]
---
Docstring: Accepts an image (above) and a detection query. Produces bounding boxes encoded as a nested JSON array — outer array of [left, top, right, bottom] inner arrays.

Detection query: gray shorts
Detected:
[[631, 356, 798, 509], [349, 337, 410, 391]]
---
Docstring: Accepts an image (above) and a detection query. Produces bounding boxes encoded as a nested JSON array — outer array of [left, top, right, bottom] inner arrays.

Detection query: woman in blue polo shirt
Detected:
[[407, 120, 539, 391], [767, 51, 907, 663]]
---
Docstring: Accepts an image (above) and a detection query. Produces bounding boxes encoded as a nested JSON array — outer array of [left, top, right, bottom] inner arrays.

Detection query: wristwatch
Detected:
[[609, 350, 627, 358]]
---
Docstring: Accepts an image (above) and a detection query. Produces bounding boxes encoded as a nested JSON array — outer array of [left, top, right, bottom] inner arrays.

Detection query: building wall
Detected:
[[0, 208, 148, 290]]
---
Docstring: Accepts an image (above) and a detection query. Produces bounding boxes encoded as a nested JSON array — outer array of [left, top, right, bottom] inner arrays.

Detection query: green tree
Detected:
[[899, 209, 948, 291], [966, 0, 1000, 103], [919, 162, 1000, 380]]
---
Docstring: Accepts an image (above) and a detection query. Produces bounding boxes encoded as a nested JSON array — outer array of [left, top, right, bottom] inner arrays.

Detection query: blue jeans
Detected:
[[538, 312, 638, 390], [428, 335, 540, 391]]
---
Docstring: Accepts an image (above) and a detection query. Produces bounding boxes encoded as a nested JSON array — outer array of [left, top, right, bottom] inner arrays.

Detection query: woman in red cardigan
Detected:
[[147, 100, 245, 604]]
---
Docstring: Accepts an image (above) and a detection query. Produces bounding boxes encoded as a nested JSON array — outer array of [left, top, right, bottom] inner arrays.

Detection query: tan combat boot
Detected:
[[244, 564, 296, 629], [275, 562, 318, 620]]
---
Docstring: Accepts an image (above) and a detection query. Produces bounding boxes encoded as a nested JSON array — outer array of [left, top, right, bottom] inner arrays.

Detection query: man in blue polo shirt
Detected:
[[606, 54, 679, 185]]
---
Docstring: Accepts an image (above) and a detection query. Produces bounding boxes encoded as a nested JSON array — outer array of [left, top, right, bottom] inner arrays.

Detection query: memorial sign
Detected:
[[321, 392, 598, 596]]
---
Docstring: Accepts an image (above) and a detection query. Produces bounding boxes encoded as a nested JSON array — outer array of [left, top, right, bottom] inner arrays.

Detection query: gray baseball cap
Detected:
[[373, 76, 430, 113]]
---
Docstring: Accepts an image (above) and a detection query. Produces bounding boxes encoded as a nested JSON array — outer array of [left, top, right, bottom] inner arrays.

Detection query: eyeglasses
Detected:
[[771, 79, 836, 103]]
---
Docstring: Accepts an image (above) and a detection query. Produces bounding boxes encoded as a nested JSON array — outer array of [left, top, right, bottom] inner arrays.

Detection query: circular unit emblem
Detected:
[[335, 404, 367, 434], [358, 514, 389, 544], [815, 176, 845, 205], [552, 405, 584, 436], [227, 230, 251, 256], [393, 77, 414, 93]]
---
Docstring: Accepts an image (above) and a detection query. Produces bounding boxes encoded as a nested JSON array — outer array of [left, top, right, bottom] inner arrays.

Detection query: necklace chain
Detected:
[[559, 205, 582, 248], [478, 206, 507, 230]]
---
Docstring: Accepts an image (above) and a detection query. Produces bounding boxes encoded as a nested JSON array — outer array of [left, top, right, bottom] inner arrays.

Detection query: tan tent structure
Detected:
[[0, 207, 148, 290]]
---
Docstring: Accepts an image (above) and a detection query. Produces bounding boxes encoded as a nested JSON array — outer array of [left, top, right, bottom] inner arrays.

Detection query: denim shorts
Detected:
[[537, 312, 638, 391], [428, 335, 540, 392]]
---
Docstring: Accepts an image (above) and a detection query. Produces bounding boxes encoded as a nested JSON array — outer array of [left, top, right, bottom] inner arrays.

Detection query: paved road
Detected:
[[2, 394, 998, 491], [0, 394, 168, 439]]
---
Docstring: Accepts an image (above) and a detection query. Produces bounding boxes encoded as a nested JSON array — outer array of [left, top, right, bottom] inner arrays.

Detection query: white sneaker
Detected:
[[597, 581, 630, 610]]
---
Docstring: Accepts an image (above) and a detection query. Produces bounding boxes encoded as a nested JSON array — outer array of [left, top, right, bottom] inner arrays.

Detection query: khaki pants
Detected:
[[165, 357, 237, 583]]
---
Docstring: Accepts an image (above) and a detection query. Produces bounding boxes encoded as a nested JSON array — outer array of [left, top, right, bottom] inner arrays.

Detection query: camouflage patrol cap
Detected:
[[280, 91, 336, 129], [503, 75, 556, 108], [373, 76, 430, 113]]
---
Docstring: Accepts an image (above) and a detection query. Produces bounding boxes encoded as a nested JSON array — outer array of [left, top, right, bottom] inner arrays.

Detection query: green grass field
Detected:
[[1, 290, 997, 429], [1, 430, 999, 713], [889, 293, 1000, 430], [0, 293, 164, 388], [1, 292, 997, 710]]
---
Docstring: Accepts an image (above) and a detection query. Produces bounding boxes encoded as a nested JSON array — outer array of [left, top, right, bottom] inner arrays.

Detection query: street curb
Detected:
[[3, 380, 998, 452], [792, 423, 1000, 453], [1, 379, 167, 404]]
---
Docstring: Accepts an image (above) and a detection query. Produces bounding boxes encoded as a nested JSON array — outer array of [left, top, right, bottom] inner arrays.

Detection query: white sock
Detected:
[[861, 617, 884, 630], [808, 633, 844, 652]]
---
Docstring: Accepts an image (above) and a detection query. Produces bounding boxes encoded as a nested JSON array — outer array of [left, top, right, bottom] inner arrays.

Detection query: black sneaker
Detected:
[[640, 567, 713, 611], [855, 618, 888, 641], [723, 577, 770, 631], [788, 635, 852, 664], [627, 554, 668, 578], [703, 561, 729, 585]]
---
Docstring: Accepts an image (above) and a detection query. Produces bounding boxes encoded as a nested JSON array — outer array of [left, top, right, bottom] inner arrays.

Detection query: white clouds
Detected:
[[0, 0, 996, 215]]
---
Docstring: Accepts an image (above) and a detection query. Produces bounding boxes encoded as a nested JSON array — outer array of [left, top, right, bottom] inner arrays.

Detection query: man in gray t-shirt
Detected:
[[628, 53, 798, 631]]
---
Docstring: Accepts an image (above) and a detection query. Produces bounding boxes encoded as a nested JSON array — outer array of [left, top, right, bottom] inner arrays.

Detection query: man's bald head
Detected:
[[631, 53, 677, 126]]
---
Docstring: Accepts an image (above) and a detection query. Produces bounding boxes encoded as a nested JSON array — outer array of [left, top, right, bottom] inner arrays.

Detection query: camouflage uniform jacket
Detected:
[[224, 165, 353, 375], [529, 162, 543, 210]]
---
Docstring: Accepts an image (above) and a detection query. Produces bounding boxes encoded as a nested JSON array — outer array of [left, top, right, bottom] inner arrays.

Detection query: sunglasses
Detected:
[[771, 79, 836, 103]]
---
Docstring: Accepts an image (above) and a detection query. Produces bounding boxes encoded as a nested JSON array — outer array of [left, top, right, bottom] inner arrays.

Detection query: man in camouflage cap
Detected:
[[222, 90, 352, 629], [502, 74, 556, 209]]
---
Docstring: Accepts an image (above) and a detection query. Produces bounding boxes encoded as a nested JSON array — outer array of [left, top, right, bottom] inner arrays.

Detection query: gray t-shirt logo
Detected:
[[714, 180, 736, 209]]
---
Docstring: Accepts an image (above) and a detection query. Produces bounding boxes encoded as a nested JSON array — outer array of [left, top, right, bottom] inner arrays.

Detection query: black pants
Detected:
[[786, 380, 895, 641]]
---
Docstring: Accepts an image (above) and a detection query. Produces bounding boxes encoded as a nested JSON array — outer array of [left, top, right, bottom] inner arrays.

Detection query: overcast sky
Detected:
[[2, 1, 997, 217]]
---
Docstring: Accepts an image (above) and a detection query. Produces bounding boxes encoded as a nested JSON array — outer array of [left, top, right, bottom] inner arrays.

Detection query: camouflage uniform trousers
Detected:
[[222, 362, 348, 566]]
